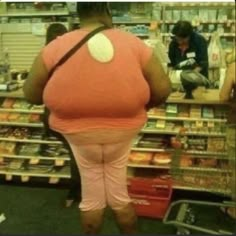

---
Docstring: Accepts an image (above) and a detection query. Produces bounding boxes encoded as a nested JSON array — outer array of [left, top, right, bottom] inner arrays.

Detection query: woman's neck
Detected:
[[80, 17, 112, 30]]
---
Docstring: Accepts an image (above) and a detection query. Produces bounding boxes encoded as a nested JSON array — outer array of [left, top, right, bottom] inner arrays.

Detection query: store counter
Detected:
[[167, 88, 227, 105]]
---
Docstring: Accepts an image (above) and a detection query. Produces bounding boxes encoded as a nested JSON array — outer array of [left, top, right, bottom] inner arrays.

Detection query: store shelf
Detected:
[[0, 11, 69, 17], [131, 147, 227, 158], [1, 154, 70, 161], [163, 2, 234, 7], [135, 34, 149, 37], [163, 20, 236, 24], [141, 129, 226, 137], [0, 90, 24, 99], [0, 137, 62, 144], [147, 115, 226, 123], [161, 33, 236, 38], [127, 162, 229, 173], [203, 33, 236, 38], [0, 122, 43, 128], [128, 163, 170, 169], [131, 147, 168, 152], [113, 19, 151, 24], [186, 150, 227, 157], [0, 169, 71, 178], [0, 108, 44, 114], [178, 167, 231, 173], [186, 150, 227, 156], [72, 19, 152, 25], [173, 185, 230, 195]]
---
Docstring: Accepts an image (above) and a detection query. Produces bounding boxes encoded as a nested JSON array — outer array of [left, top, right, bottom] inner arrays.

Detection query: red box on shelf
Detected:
[[128, 178, 172, 219]]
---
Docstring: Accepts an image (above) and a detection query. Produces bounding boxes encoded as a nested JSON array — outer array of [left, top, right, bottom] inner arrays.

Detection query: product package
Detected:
[[0, 113, 9, 121], [129, 152, 154, 165], [1, 98, 15, 108], [180, 155, 193, 167], [207, 138, 225, 152], [166, 104, 178, 117], [0, 142, 16, 154], [152, 152, 171, 165], [18, 144, 41, 156], [208, 32, 222, 68]]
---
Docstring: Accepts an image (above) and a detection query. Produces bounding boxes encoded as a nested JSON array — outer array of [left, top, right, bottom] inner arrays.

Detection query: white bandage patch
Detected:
[[87, 33, 114, 63]]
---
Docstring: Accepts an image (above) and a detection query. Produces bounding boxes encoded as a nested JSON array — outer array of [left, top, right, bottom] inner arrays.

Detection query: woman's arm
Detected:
[[23, 52, 49, 105], [143, 53, 172, 107], [220, 63, 235, 102]]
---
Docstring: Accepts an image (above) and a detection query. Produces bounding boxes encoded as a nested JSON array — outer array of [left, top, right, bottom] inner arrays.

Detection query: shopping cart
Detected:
[[163, 124, 236, 235], [163, 200, 235, 235]]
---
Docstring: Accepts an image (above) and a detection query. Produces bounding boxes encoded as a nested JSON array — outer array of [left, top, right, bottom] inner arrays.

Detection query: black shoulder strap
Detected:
[[48, 25, 109, 78]]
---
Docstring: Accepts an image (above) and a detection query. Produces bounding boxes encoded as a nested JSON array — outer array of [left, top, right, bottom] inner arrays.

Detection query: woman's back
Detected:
[[42, 29, 152, 133]]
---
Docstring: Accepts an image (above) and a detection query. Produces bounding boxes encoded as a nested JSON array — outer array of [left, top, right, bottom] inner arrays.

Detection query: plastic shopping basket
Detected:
[[128, 177, 173, 219]]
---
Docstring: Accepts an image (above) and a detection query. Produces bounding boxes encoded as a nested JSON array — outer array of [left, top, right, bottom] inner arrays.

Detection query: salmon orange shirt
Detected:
[[42, 29, 152, 134]]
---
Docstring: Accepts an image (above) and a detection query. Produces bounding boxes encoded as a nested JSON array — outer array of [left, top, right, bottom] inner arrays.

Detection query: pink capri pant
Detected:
[[64, 132, 135, 211]]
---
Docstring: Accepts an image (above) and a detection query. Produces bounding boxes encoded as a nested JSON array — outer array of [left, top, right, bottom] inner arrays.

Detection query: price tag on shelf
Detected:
[[196, 121, 203, 128], [6, 174, 12, 181], [21, 175, 30, 183], [29, 158, 40, 165], [207, 121, 215, 128], [55, 159, 65, 167], [49, 177, 59, 184]]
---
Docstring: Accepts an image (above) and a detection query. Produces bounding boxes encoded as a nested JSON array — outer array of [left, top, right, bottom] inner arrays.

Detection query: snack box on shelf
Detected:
[[129, 152, 154, 165], [0, 142, 16, 154], [197, 158, 218, 168], [1, 98, 15, 108], [152, 152, 172, 165], [207, 137, 225, 152], [180, 155, 193, 167]]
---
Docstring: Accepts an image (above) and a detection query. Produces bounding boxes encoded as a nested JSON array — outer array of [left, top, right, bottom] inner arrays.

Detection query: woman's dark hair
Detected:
[[77, 2, 110, 20], [172, 21, 193, 38], [46, 23, 68, 45]]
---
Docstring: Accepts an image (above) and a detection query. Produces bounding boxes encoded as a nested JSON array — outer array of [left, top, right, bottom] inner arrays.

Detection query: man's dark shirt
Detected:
[[168, 32, 209, 78]]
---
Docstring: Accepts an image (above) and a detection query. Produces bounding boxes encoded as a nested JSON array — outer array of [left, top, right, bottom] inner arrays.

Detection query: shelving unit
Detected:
[[0, 12, 69, 17], [0, 108, 44, 114], [141, 129, 226, 137], [0, 170, 71, 179], [128, 90, 231, 196], [0, 89, 71, 184], [131, 147, 227, 158], [0, 137, 62, 144], [0, 2, 234, 194]]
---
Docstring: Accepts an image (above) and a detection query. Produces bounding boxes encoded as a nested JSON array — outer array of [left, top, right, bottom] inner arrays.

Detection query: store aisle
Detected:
[[0, 185, 175, 235]]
